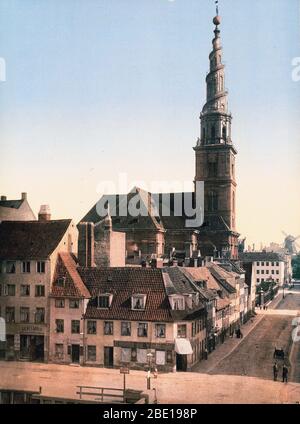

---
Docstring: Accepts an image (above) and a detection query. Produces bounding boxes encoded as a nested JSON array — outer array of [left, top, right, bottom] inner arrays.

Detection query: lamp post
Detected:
[[146, 352, 153, 390]]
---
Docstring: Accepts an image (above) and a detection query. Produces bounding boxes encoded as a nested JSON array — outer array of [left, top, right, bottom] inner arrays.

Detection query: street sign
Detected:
[[120, 367, 130, 374]]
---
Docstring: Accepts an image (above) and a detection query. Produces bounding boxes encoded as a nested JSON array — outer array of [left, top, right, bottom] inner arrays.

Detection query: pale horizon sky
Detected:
[[0, 0, 300, 249]]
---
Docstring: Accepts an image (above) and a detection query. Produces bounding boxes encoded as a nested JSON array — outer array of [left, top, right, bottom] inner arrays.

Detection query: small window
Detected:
[[132, 295, 146, 310], [97, 295, 110, 309], [155, 324, 166, 338], [266, 262, 269, 266], [20, 307, 30, 323], [257, 270, 260, 274], [56, 319, 64, 333], [137, 323, 148, 338], [20, 285, 30, 296], [173, 297, 185, 311], [261, 262, 265, 266], [87, 346, 96, 362], [5, 307, 15, 323], [35, 308, 45, 323], [37, 261, 46, 273], [35, 285, 45, 297], [69, 299, 79, 309], [71, 320, 80, 334], [22, 261, 31, 273], [55, 299, 65, 308], [276, 262, 279, 266], [257, 278, 260, 283], [87, 320, 97, 335], [177, 324, 187, 338], [7, 285, 16, 296], [56, 277, 65, 287], [6, 261, 16, 274], [104, 321, 113, 335], [121, 322, 131, 336]]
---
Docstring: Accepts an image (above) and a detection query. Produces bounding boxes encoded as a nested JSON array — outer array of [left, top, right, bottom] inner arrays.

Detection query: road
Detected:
[[208, 289, 300, 383]]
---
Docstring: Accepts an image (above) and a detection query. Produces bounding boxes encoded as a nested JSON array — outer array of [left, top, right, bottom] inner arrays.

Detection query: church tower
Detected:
[[194, 11, 239, 259]]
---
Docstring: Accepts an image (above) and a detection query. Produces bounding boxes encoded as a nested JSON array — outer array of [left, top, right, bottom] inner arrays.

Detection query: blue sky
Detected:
[[0, 0, 299, 247]]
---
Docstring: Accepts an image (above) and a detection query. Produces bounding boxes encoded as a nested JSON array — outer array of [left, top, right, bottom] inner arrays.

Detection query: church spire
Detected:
[[198, 4, 232, 146]]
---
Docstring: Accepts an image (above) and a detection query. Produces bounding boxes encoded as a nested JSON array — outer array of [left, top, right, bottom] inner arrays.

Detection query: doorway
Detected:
[[104, 347, 114, 368], [176, 353, 187, 372], [71, 344, 80, 363], [20, 335, 44, 361]]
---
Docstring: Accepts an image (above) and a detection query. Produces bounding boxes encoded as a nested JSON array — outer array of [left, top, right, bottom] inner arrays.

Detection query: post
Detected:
[[123, 373, 126, 392]]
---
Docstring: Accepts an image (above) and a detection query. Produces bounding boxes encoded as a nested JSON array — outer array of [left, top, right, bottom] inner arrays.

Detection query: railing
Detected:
[[76, 386, 125, 403]]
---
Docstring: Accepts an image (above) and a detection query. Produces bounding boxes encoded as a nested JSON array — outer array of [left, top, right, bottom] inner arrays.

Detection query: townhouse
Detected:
[[0, 212, 77, 361]]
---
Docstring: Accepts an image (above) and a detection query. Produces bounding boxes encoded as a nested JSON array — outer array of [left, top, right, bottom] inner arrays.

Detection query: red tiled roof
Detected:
[[51, 253, 90, 299], [78, 267, 173, 322], [0, 220, 72, 260]]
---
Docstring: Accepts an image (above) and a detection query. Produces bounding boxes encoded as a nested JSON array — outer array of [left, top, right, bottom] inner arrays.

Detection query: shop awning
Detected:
[[175, 338, 193, 355]]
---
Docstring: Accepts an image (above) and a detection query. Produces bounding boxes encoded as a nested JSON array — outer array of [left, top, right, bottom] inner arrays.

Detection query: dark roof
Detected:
[[0, 199, 23, 209], [80, 187, 200, 232], [51, 253, 90, 299], [0, 220, 72, 260], [162, 267, 195, 295], [239, 252, 284, 263], [78, 267, 173, 322], [207, 263, 237, 294]]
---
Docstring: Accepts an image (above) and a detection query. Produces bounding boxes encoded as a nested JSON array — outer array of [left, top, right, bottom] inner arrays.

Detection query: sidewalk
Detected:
[[193, 292, 284, 374]]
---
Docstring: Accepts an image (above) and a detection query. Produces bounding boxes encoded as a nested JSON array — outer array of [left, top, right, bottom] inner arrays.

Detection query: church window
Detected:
[[222, 125, 227, 140], [220, 76, 224, 91], [208, 162, 218, 177], [202, 127, 206, 142], [211, 125, 216, 140], [208, 191, 218, 212]]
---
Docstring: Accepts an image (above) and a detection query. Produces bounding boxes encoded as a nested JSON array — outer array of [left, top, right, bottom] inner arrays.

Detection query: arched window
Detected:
[[202, 127, 206, 142], [211, 125, 216, 140], [208, 191, 218, 212], [222, 125, 227, 140], [220, 76, 224, 91]]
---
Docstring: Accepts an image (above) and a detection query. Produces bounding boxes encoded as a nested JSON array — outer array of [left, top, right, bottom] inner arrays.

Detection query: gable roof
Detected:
[[183, 266, 220, 291], [51, 253, 90, 298], [80, 187, 200, 232], [78, 267, 173, 322], [0, 220, 72, 260], [206, 262, 237, 294]]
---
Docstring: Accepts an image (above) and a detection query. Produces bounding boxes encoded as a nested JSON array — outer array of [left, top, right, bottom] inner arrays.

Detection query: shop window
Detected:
[[121, 348, 131, 363], [137, 348, 147, 363], [156, 350, 166, 366]]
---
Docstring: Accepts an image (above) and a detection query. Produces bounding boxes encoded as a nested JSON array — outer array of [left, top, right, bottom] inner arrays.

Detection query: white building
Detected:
[[239, 252, 285, 287]]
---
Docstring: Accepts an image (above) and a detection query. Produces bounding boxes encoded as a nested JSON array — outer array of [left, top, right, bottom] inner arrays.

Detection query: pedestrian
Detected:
[[273, 362, 278, 381], [282, 364, 288, 383]]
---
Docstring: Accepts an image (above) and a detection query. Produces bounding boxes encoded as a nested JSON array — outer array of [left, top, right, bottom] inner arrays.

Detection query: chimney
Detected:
[[21, 192, 27, 200], [1, 196, 7, 201], [78, 222, 95, 267], [38, 205, 51, 222]]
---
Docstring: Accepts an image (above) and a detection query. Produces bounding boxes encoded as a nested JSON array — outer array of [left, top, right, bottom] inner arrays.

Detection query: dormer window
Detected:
[[170, 296, 185, 311], [132, 295, 146, 310], [56, 277, 66, 287], [97, 294, 112, 309]]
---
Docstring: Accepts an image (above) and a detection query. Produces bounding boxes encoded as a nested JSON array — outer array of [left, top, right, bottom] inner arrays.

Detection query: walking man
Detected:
[[273, 362, 278, 381], [282, 364, 288, 383]]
